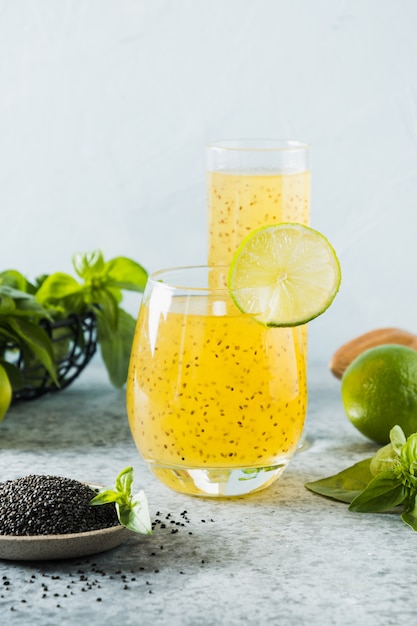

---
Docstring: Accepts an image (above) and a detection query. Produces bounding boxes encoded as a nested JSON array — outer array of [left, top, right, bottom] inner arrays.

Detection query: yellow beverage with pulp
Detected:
[[207, 171, 310, 265], [127, 288, 307, 496]]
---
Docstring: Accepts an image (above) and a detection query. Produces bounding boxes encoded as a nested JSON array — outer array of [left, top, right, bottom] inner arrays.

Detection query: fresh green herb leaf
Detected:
[[305, 425, 417, 532], [399, 432, 417, 485], [370, 445, 399, 476], [7, 318, 58, 385], [0, 270, 28, 292], [389, 424, 407, 454], [0, 286, 53, 319], [402, 500, 417, 531], [104, 257, 148, 292], [90, 288, 119, 330], [348, 471, 407, 512], [118, 491, 151, 535], [88, 489, 121, 505], [90, 467, 152, 535], [36, 273, 83, 305], [73, 250, 106, 281], [305, 458, 373, 503], [115, 465, 134, 494], [96, 308, 136, 388], [0, 293, 16, 315]]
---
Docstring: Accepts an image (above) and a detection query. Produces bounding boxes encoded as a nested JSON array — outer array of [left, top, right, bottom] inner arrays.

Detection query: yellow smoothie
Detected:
[[127, 294, 307, 479]]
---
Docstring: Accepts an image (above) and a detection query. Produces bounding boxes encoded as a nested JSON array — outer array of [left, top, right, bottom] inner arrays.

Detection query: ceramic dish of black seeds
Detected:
[[0, 475, 132, 561]]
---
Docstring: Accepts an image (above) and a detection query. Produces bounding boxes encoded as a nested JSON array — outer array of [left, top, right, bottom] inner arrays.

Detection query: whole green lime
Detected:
[[341, 344, 417, 443]]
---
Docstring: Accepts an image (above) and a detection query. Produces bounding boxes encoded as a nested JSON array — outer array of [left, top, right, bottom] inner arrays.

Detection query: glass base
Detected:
[[147, 462, 290, 497]]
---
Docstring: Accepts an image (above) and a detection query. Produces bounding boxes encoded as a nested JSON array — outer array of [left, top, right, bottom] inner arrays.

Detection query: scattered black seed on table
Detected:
[[0, 508, 215, 611], [0, 475, 119, 536]]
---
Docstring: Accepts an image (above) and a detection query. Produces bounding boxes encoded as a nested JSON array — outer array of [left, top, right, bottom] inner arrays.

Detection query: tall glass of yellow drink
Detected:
[[126, 265, 307, 497], [207, 140, 311, 448]]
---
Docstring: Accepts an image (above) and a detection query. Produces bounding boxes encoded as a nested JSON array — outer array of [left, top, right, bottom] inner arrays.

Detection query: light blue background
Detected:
[[1, 0, 416, 363]]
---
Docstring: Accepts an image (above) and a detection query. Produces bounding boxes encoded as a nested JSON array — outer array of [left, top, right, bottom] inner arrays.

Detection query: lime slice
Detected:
[[228, 223, 341, 327]]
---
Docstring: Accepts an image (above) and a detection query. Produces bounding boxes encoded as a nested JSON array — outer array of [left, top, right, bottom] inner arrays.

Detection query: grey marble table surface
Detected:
[[0, 357, 413, 626]]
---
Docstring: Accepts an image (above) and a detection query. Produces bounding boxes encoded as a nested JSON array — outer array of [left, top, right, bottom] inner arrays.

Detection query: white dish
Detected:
[[0, 523, 132, 561]]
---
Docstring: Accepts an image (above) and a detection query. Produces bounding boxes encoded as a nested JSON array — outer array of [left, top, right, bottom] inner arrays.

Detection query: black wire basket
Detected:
[[9, 312, 98, 402]]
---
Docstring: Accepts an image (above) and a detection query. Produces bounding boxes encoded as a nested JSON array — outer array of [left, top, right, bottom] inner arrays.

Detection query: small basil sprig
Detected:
[[35, 250, 148, 388], [305, 425, 417, 532], [90, 467, 152, 535]]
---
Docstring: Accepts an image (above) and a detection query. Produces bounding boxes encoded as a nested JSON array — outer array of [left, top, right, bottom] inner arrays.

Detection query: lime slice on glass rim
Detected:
[[227, 223, 341, 327]]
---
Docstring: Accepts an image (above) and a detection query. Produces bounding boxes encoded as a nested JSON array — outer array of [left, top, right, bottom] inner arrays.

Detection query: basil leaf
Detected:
[[402, 499, 417, 531], [349, 470, 407, 512], [370, 443, 399, 476], [117, 490, 152, 535], [91, 289, 119, 330], [0, 284, 30, 297], [0, 284, 30, 300], [8, 318, 58, 385], [0, 270, 28, 291], [116, 466, 134, 495], [305, 458, 373, 504], [0, 326, 18, 343], [400, 433, 417, 476], [389, 425, 407, 455], [73, 250, 106, 280], [36, 273, 83, 304], [89, 489, 122, 506], [0, 285, 50, 319], [97, 308, 136, 388], [12, 297, 52, 319], [104, 257, 148, 292], [0, 294, 16, 315]]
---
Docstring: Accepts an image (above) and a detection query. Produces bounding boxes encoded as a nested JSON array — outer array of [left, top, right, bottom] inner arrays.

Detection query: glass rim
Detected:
[[206, 138, 310, 152], [147, 265, 231, 292]]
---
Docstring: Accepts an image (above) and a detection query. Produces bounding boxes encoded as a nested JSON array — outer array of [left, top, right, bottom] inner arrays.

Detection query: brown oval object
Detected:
[[329, 327, 417, 379]]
